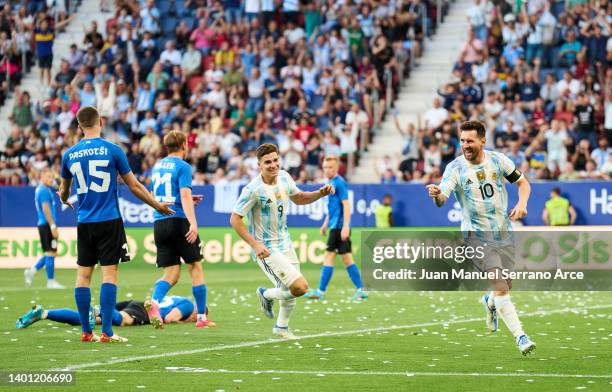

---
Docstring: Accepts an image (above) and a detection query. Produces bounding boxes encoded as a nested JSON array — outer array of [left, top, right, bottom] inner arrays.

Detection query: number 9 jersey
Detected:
[[60, 138, 132, 223], [439, 150, 523, 234], [233, 170, 300, 253]]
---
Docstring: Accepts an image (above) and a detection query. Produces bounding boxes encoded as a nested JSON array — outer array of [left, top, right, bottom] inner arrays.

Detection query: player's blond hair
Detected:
[[324, 156, 339, 164], [164, 131, 187, 153]]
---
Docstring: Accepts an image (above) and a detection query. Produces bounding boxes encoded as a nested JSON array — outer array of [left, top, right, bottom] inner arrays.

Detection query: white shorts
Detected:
[[256, 249, 301, 289]]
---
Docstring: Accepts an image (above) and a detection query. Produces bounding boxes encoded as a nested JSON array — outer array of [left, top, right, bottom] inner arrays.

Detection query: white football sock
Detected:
[[197, 313, 206, 321], [276, 298, 296, 328], [263, 288, 294, 301], [494, 295, 525, 339]]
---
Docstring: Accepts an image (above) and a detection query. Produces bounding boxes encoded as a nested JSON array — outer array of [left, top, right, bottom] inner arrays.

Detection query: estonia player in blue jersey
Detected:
[[24, 168, 65, 289], [305, 157, 367, 301], [58, 107, 174, 343], [230, 144, 333, 339], [145, 131, 215, 329], [16, 295, 198, 329], [426, 121, 536, 356]]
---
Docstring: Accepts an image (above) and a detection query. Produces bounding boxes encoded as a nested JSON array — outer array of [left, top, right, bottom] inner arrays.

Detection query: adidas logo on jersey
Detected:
[[266, 198, 272, 204], [465, 179, 473, 186]]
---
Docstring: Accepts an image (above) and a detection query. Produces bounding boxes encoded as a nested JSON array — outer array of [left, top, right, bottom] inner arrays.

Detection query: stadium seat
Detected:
[[202, 55, 215, 71], [161, 17, 177, 36], [187, 76, 204, 93]]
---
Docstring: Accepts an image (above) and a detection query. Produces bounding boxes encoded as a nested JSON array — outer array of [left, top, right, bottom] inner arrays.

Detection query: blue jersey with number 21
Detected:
[[60, 138, 131, 223], [151, 156, 192, 221]]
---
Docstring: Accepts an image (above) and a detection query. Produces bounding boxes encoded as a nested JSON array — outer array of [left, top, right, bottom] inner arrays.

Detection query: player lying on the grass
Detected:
[[426, 120, 536, 356], [24, 168, 65, 289], [230, 143, 334, 339], [59, 107, 174, 343], [145, 131, 215, 329], [16, 296, 197, 329], [304, 157, 367, 301]]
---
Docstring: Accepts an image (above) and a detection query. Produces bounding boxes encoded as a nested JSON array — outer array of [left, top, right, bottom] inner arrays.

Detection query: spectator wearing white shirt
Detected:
[[423, 98, 449, 130], [592, 138, 612, 170], [181, 40, 201, 76], [95, 77, 116, 119], [543, 120, 568, 172], [160, 40, 182, 69], [345, 102, 370, 148], [556, 71, 581, 100], [139, 0, 160, 35], [246, 68, 265, 113], [466, 0, 488, 42]]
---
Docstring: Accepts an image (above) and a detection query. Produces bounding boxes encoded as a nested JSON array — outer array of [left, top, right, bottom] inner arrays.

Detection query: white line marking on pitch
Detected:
[[56, 303, 612, 371], [75, 369, 612, 379]]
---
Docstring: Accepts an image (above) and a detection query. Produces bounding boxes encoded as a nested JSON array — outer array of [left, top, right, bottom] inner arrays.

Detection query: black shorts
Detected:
[[116, 300, 149, 325], [38, 54, 53, 68], [38, 224, 57, 252], [154, 218, 202, 268], [326, 229, 352, 254], [77, 218, 130, 267]]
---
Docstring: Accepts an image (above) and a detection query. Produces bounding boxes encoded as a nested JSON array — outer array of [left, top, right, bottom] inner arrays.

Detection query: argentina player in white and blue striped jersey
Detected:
[[230, 144, 334, 339], [427, 121, 536, 356]]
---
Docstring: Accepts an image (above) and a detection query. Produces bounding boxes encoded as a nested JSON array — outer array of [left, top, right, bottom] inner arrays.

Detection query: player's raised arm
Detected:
[[121, 172, 175, 216]]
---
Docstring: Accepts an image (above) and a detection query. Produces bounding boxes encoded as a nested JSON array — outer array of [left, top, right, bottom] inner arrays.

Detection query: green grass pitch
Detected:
[[1, 267, 611, 392]]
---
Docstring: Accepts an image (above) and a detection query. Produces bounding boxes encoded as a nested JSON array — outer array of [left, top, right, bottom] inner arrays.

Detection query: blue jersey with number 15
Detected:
[[60, 138, 131, 223], [151, 156, 192, 221]]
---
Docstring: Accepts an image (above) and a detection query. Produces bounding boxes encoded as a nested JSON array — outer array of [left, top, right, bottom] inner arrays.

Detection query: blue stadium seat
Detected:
[[311, 94, 325, 111], [161, 17, 177, 36], [158, 1, 172, 14], [316, 115, 330, 131], [183, 16, 196, 30]]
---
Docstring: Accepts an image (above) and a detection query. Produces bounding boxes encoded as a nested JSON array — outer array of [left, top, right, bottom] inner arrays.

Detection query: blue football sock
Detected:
[[192, 284, 207, 315], [152, 280, 172, 302], [346, 264, 363, 289], [319, 266, 334, 292], [112, 309, 123, 326], [74, 287, 92, 333], [100, 283, 117, 336], [47, 309, 81, 325], [45, 256, 55, 280], [34, 256, 47, 271]]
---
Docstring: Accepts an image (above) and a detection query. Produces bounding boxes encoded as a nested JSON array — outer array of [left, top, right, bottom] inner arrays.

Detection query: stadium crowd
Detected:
[[385, 0, 612, 184], [0, 0, 445, 186]]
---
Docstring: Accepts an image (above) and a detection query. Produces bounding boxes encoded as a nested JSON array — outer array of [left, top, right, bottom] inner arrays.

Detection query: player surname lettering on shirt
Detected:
[[155, 161, 176, 170], [68, 147, 110, 160]]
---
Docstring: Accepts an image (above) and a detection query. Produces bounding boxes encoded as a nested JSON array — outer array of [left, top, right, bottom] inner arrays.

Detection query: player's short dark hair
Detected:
[[459, 121, 486, 138], [76, 106, 100, 129], [551, 187, 561, 195], [164, 131, 186, 153], [256, 143, 279, 161]]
